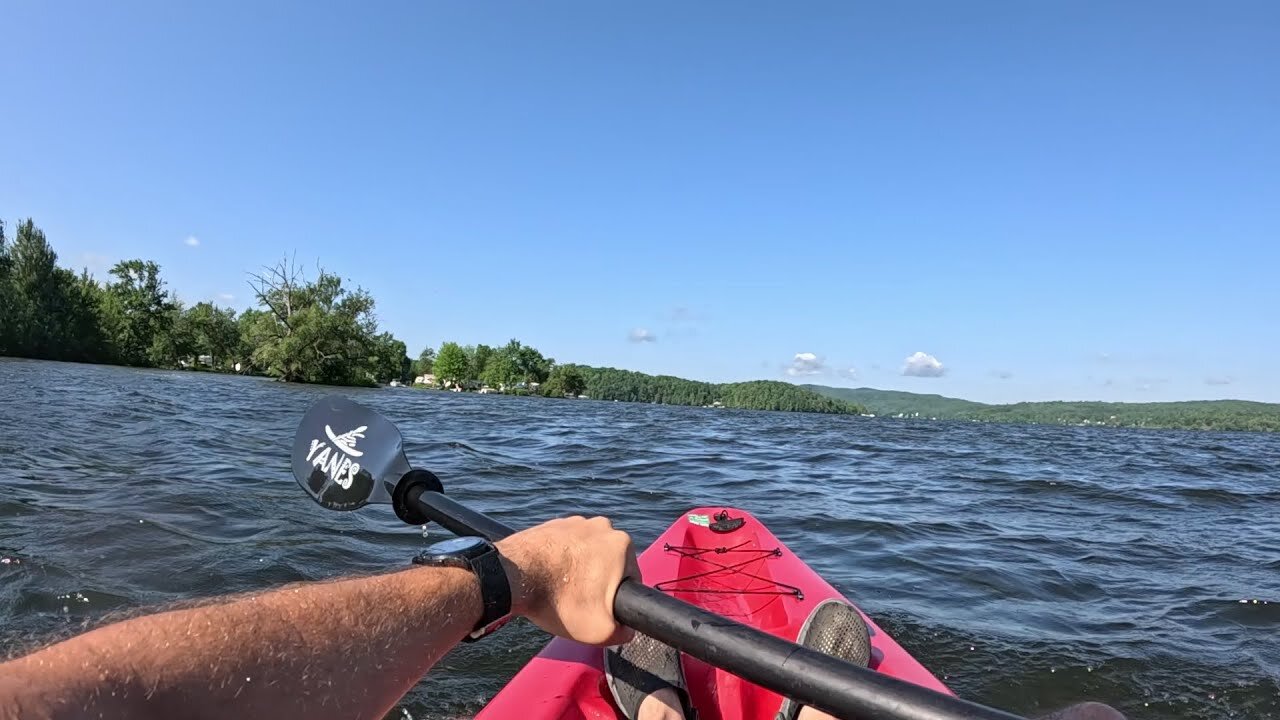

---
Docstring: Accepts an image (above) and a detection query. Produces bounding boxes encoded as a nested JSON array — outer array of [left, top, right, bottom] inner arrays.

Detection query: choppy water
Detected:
[[0, 358, 1276, 719]]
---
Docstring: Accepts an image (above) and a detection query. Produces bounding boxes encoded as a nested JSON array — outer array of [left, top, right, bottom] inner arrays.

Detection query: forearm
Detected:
[[0, 565, 481, 720]]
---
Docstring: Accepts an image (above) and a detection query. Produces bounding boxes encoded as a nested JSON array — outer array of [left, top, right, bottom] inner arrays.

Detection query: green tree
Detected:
[[0, 220, 11, 355], [542, 365, 586, 397], [481, 351, 519, 390], [67, 270, 110, 362], [4, 219, 106, 362], [105, 259, 175, 366], [501, 339, 552, 385], [370, 332, 410, 384], [244, 259, 383, 385], [415, 346, 436, 375], [147, 299, 196, 368], [235, 308, 270, 372], [470, 344, 494, 383], [434, 341, 469, 387], [185, 302, 241, 369], [5, 218, 59, 357]]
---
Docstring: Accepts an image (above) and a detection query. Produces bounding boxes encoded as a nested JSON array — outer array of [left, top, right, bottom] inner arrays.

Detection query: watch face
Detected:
[[427, 536, 490, 556]]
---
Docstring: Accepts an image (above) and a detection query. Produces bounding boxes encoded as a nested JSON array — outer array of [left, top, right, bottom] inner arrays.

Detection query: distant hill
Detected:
[[801, 386, 986, 417], [569, 367, 865, 414], [802, 385, 1280, 432]]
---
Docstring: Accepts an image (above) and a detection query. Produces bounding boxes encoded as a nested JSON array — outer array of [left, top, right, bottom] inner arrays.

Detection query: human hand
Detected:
[[496, 516, 640, 646]]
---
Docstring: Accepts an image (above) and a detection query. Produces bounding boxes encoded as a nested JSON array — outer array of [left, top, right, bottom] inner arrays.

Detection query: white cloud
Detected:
[[217, 293, 235, 303], [786, 352, 826, 377], [1205, 376, 1233, 386], [628, 328, 657, 343], [838, 367, 858, 380], [184, 235, 200, 247], [902, 351, 946, 378]]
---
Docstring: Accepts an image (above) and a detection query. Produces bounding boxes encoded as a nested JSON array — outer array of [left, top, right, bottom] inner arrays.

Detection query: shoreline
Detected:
[[5, 356, 1276, 432]]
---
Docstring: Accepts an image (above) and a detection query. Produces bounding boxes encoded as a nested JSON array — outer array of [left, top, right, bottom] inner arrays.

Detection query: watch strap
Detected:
[[468, 547, 512, 636], [412, 542, 512, 642]]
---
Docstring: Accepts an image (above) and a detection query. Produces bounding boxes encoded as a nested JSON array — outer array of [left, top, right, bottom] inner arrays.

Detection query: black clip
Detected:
[[709, 510, 745, 534]]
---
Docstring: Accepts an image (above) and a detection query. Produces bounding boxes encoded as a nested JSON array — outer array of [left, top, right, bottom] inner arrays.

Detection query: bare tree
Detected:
[[247, 254, 305, 334]]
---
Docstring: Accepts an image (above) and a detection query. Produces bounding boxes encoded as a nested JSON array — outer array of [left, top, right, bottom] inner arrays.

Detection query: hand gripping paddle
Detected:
[[289, 395, 1026, 720]]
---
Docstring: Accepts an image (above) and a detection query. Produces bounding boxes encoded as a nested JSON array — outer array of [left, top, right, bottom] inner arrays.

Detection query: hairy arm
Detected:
[[0, 564, 483, 720], [0, 516, 636, 720]]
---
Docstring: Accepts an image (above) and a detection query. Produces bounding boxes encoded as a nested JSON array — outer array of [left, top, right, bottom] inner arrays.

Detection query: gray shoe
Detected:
[[776, 600, 872, 720], [604, 633, 695, 720]]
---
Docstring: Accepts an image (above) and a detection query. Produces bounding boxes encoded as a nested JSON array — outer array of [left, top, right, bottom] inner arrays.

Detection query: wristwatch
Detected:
[[413, 536, 512, 641]]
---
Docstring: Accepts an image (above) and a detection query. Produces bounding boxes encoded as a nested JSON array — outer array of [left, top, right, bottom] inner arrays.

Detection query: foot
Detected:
[[636, 686, 686, 720], [776, 600, 872, 720], [605, 633, 692, 720]]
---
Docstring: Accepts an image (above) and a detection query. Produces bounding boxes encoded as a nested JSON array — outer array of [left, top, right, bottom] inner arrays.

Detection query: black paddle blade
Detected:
[[291, 395, 411, 511]]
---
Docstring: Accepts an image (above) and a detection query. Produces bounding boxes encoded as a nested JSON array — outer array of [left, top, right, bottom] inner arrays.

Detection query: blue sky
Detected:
[[3, 1, 1277, 403]]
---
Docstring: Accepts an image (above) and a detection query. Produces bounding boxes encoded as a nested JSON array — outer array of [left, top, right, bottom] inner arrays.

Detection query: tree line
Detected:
[[0, 217, 863, 415], [806, 385, 1280, 432], [0, 219, 410, 385], [568, 366, 866, 414], [965, 400, 1280, 433], [412, 338, 589, 398], [407, 352, 863, 413]]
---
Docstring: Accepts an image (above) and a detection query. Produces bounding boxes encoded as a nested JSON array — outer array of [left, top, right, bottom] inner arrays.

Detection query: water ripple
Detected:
[[1, 358, 1278, 720]]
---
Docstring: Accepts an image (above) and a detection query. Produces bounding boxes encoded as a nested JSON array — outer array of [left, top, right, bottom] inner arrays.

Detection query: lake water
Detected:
[[0, 358, 1276, 719]]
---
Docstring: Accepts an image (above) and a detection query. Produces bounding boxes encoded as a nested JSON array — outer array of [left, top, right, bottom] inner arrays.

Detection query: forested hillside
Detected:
[[574, 367, 864, 414], [805, 386, 1280, 432]]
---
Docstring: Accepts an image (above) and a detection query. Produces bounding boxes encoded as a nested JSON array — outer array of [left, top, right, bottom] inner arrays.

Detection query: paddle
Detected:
[[291, 395, 1025, 720]]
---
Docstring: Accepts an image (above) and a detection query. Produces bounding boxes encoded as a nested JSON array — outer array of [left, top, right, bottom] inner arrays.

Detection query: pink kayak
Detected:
[[479, 507, 952, 720]]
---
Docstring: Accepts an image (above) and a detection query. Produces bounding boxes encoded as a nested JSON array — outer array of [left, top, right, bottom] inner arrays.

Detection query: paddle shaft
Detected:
[[407, 488, 1025, 720]]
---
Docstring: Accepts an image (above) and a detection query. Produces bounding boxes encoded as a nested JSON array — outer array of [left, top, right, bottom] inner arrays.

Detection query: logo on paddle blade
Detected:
[[305, 425, 367, 489], [324, 424, 366, 457]]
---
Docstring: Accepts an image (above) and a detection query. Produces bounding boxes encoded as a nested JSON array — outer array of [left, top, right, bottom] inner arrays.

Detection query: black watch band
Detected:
[[467, 547, 512, 636], [413, 538, 512, 641]]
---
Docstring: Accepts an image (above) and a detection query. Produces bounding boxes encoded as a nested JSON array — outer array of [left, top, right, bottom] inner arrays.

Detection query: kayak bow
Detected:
[[291, 396, 1023, 720], [479, 507, 950, 720]]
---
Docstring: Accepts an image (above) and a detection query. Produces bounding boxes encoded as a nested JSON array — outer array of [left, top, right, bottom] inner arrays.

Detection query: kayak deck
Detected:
[[478, 507, 951, 720]]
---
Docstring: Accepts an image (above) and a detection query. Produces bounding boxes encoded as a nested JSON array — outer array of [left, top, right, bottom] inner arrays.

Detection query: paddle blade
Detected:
[[291, 395, 411, 511]]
